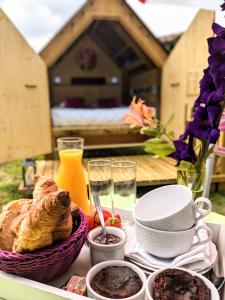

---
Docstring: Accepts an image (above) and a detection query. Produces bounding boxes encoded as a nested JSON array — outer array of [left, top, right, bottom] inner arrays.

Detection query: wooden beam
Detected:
[[92, 0, 167, 67], [40, 1, 94, 67], [53, 124, 134, 133], [40, 0, 167, 68], [112, 20, 153, 69]]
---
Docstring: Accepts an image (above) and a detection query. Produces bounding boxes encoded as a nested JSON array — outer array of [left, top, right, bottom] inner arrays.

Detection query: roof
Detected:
[[40, 0, 167, 68]]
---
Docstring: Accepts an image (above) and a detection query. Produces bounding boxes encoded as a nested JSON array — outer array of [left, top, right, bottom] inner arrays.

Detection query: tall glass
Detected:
[[88, 160, 112, 212], [112, 161, 136, 211], [56, 137, 89, 214]]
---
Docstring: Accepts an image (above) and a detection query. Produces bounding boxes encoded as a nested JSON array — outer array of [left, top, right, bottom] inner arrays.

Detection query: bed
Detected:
[[51, 107, 129, 127], [51, 107, 146, 148]]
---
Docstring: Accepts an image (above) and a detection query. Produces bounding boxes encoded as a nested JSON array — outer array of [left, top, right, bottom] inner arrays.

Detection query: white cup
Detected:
[[134, 185, 212, 231], [134, 218, 213, 258], [87, 226, 127, 266]]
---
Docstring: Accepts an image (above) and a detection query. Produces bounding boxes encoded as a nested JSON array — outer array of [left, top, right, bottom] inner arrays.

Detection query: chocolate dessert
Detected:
[[91, 266, 142, 298], [93, 233, 121, 245], [153, 269, 211, 300]]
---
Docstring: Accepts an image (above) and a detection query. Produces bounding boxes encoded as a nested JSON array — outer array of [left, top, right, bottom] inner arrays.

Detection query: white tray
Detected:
[[0, 220, 224, 300]]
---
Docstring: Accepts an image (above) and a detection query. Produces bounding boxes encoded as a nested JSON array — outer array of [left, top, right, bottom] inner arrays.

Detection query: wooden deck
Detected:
[[19, 155, 225, 192]]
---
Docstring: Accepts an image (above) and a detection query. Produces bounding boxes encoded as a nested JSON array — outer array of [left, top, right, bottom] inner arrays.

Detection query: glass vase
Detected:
[[177, 165, 206, 199]]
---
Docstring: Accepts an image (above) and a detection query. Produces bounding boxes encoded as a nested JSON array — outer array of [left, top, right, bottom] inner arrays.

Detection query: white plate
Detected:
[[127, 257, 214, 275], [125, 242, 217, 274]]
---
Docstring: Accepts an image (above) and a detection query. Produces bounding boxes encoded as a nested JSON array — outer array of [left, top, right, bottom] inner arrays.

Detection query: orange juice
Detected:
[[56, 149, 89, 214]]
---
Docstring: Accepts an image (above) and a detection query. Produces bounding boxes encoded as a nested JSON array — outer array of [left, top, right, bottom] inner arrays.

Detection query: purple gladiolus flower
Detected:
[[209, 128, 220, 143], [212, 23, 225, 37], [184, 117, 220, 143], [169, 140, 196, 165]]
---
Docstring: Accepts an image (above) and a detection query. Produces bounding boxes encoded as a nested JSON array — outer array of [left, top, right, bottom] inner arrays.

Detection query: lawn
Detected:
[[0, 161, 32, 210], [1, 158, 225, 215]]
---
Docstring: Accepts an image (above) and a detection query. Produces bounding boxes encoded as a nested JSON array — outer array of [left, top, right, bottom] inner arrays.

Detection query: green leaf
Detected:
[[141, 127, 160, 137], [167, 130, 175, 139], [144, 138, 175, 157]]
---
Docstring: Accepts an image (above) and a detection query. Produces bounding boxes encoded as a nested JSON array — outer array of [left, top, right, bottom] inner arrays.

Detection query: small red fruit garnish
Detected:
[[94, 210, 112, 225], [105, 216, 122, 228], [87, 215, 95, 232]]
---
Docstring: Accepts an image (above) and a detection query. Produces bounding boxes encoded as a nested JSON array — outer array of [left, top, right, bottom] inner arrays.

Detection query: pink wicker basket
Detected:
[[0, 210, 88, 282]]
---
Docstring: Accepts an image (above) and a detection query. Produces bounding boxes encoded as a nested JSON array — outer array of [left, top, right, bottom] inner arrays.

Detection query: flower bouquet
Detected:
[[124, 6, 225, 197]]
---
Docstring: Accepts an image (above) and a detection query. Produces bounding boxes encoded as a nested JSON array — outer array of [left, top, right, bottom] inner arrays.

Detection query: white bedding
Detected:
[[51, 107, 130, 127]]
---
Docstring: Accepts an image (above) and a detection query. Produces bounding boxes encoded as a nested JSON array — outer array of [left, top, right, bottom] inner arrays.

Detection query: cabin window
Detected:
[[71, 77, 106, 85]]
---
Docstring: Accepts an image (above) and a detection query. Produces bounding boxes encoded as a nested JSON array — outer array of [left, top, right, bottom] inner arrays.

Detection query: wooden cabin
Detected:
[[40, 0, 167, 147], [0, 3, 216, 162]]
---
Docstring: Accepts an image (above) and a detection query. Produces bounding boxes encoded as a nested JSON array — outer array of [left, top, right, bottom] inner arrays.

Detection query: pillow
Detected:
[[64, 97, 85, 108], [98, 98, 120, 108]]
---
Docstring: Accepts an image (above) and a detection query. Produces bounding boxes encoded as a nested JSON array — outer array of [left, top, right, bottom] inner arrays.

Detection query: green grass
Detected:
[[0, 160, 32, 211], [210, 192, 225, 216]]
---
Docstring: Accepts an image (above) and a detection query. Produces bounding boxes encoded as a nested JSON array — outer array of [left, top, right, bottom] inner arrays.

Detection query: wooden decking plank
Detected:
[[82, 162, 89, 185], [161, 157, 176, 167], [137, 156, 170, 180], [53, 160, 59, 182], [36, 160, 46, 176], [19, 156, 225, 192], [145, 157, 176, 178], [43, 160, 54, 178], [136, 156, 161, 182]]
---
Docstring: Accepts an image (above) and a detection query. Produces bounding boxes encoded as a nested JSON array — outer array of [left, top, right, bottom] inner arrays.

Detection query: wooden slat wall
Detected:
[[0, 9, 52, 163], [130, 69, 161, 114], [49, 35, 122, 106], [161, 10, 215, 138]]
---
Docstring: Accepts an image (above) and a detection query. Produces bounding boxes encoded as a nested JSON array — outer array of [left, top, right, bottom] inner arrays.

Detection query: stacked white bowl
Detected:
[[133, 184, 212, 258]]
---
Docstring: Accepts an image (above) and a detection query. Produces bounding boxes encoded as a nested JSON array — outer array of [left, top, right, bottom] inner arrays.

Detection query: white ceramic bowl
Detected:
[[133, 185, 212, 231], [86, 260, 146, 300], [134, 218, 212, 258], [146, 268, 219, 300], [87, 226, 127, 265]]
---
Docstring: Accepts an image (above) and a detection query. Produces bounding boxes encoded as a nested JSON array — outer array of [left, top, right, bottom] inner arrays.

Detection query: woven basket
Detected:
[[0, 210, 88, 282]]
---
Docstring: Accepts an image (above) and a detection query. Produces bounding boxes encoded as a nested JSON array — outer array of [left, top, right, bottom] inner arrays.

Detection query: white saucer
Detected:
[[125, 241, 217, 274], [127, 256, 214, 275]]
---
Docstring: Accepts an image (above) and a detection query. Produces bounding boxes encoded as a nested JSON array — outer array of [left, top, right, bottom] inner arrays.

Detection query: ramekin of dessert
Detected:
[[146, 268, 219, 300], [87, 226, 127, 265], [86, 260, 146, 300]]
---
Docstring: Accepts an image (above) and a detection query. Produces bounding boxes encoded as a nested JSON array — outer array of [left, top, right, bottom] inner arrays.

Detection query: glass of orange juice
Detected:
[[56, 137, 89, 214]]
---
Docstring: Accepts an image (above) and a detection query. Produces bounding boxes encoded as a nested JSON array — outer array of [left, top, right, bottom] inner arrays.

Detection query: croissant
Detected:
[[0, 175, 77, 253], [0, 199, 32, 251]]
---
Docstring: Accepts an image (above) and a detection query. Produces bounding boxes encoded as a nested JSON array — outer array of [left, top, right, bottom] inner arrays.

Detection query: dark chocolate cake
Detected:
[[153, 269, 211, 300], [91, 266, 142, 298]]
